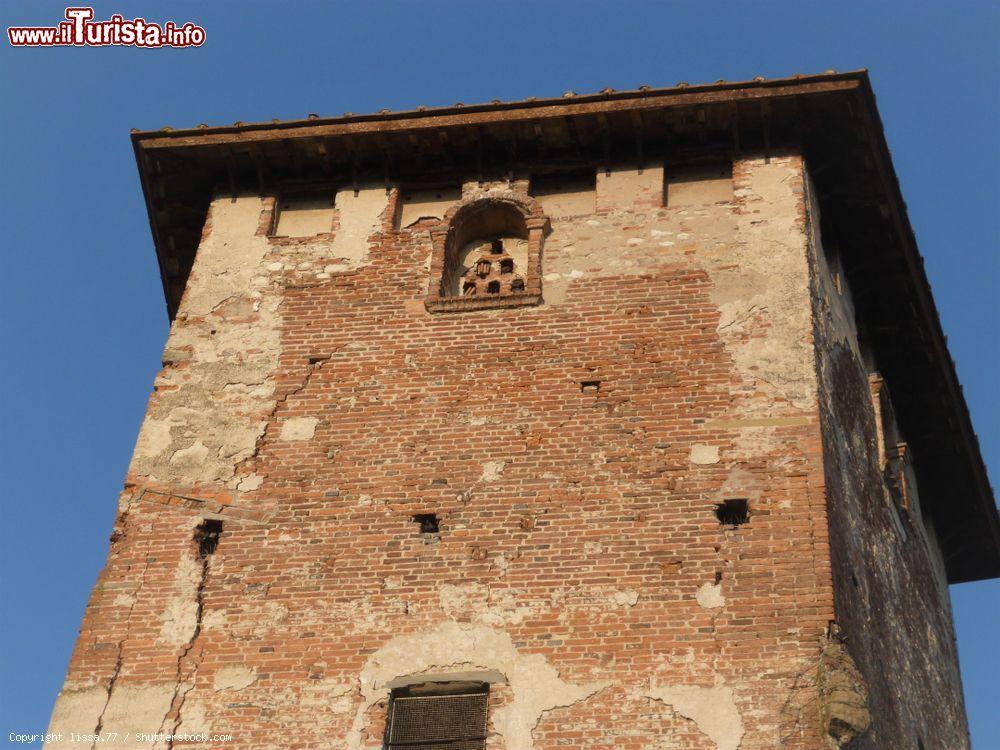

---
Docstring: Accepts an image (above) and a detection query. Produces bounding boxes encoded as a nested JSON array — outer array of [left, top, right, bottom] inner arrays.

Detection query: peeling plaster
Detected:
[[713, 158, 816, 417], [46, 684, 177, 750], [645, 678, 744, 750], [129, 196, 281, 485], [346, 621, 609, 750]]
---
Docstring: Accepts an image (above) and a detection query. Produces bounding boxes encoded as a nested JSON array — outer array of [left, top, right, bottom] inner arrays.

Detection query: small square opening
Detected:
[[413, 514, 439, 534], [715, 499, 749, 526], [194, 519, 223, 558]]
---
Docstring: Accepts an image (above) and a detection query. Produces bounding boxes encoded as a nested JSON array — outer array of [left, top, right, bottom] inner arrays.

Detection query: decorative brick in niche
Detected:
[[425, 191, 550, 313]]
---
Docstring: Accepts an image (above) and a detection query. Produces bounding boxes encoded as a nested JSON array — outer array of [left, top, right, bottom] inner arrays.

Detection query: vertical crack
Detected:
[[92, 553, 152, 749], [238, 357, 327, 474], [158, 533, 215, 749]]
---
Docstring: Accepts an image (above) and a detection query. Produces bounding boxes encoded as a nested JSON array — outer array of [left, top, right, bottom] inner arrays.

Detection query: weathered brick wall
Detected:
[[805, 173, 970, 750], [50, 153, 847, 749]]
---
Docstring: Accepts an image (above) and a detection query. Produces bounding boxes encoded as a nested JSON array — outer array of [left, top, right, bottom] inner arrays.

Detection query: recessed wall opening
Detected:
[[429, 196, 543, 310], [445, 200, 529, 299], [530, 169, 597, 217], [413, 514, 439, 535], [397, 185, 462, 229], [273, 192, 336, 237], [665, 161, 733, 207], [715, 499, 749, 526], [580, 380, 601, 393], [194, 519, 223, 558], [385, 682, 489, 750]]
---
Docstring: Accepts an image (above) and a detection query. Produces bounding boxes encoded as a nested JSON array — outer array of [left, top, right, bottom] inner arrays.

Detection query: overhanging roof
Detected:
[[130, 70, 999, 583]]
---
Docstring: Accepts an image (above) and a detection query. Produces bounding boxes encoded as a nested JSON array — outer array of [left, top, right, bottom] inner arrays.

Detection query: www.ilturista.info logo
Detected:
[[8, 7, 205, 48]]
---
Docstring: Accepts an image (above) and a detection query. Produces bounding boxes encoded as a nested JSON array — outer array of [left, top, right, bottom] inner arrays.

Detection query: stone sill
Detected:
[[424, 293, 542, 314]]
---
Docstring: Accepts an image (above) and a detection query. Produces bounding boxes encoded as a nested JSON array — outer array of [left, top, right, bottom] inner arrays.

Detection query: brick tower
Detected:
[[47, 71, 998, 749]]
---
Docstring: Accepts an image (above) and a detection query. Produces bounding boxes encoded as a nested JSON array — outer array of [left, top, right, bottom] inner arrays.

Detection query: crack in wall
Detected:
[[91, 551, 152, 750], [237, 357, 327, 476], [157, 551, 211, 749]]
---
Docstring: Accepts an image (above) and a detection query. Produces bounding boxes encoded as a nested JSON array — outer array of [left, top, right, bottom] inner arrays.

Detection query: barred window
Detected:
[[385, 682, 488, 750]]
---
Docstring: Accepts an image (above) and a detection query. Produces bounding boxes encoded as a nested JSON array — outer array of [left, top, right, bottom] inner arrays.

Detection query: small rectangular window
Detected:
[[665, 162, 733, 207], [385, 683, 488, 750], [273, 193, 335, 237], [530, 169, 596, 217], [398, 185, 461, 229]]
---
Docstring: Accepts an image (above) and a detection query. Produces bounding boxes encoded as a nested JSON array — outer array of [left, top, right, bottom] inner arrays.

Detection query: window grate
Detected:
[[386, 690, 488, 750]]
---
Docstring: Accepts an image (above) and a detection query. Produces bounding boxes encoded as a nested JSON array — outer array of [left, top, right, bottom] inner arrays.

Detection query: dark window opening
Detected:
[[510, 278, 525, 292], [499, 259, 514, 274], [194, 519, 223, 558], [486, 280, 500, 294], [715, 499, 749, 526], [462, 281, 477, 296], [490, 239, 504, 254], [475, 259, 492, 278], [580, 380, 601, 393], [413, 514, 439, 534], [385, 682, 488, 750]]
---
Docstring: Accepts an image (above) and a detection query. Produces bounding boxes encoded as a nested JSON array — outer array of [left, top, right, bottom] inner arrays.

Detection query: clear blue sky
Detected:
[[1, 1, 997, 746]]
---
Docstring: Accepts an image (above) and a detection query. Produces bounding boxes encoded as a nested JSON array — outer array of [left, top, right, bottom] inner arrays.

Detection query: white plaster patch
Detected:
[[612, 589, 640, 607], [45, 687, 109, 748], [690, 444, 720, 465], [128, 197, 284, 485], [330, 187, 388, 262], [169, 440, 209, 468], [645, 678, 744, 750], [696, 582, 725, 609], [48, 683, 178, 749], [213, 665, 257, 692], [480, 461, 506, 482], [347, 621, 609, 750], [158, 552, 202, 647], [280, 416, 318, 442], [134, 419, 172, 458], [236, 473, 264, 492]]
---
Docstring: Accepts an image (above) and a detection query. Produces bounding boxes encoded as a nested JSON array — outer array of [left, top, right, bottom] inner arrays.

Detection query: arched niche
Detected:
[[425, 191, 549, 313]]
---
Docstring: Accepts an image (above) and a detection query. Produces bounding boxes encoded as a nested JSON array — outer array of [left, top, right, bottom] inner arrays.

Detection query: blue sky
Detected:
[[1, 1, 997, 746]]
